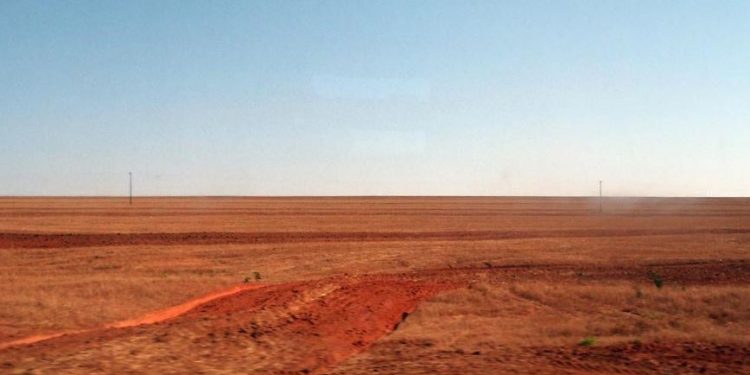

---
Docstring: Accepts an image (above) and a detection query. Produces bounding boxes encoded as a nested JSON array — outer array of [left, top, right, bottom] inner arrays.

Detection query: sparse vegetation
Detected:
[[648, 270, 664, 289], [578, 336, 596, 346], [243, 272, 261, 283], [1, 197, 748, 374]]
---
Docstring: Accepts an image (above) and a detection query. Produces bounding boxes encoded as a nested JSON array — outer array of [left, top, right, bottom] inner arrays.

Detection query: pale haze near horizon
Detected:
[[1, 1, 748, 197]]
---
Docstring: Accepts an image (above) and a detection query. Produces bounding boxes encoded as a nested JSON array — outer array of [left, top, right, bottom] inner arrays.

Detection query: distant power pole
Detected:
[[598, 180, 602, 213], [129, 172, 133, 206]]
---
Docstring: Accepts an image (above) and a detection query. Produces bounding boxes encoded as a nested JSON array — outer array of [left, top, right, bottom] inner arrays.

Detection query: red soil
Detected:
[[180, 275, 457, 373], [335, 338, 750, 374], [3, 262, 750, 373], [1, 197, 749, 374], [0, 274, 458, 374], [0, 284, 264, 351], [2, 228, 750, 249]]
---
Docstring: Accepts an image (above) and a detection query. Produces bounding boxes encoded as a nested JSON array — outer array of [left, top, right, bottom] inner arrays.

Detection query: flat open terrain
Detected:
[[0, 197, 749, 374]]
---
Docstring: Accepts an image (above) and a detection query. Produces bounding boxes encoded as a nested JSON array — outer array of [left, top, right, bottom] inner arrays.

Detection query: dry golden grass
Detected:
[[331, 280, 750, 374], [353, 277, 750, 351], [2, 232, 748, 343], [0, 197, 749, 374]]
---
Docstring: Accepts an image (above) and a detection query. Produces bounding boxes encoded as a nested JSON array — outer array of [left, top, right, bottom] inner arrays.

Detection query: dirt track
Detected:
[[0, 284, 265, 351], [0, 273, 456, 374]]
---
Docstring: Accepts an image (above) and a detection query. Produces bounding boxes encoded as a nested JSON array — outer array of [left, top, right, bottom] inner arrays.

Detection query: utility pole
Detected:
[[129, 172, 133, 206], [598, 180, 602, 214]]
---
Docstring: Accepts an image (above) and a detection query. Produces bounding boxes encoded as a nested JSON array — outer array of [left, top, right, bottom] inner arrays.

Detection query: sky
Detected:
[[1, 0, 749, 196]]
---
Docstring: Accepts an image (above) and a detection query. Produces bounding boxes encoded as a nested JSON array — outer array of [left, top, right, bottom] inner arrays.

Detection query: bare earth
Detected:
[[0, 197, 749, 374]]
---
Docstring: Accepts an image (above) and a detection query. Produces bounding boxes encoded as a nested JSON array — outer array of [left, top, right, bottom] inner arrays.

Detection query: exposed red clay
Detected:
[[108, 283, 264, 328], [2, 266, 750, 373], [0, 274, 459, 374], [0, 331, 81, 351], [2, 260, 749, 353], [1, 197, 749, 374], [0, 283, 264, 351]]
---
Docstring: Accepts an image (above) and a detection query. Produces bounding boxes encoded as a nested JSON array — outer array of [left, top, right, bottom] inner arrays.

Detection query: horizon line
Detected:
[[0, 195, 748, 199]]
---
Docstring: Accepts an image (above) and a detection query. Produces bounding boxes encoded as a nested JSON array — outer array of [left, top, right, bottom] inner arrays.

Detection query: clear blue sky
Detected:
[[1, 1, 748, 196]]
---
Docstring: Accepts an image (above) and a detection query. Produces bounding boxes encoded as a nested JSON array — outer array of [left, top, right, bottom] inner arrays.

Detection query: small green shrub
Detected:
[[647, 270, 664, 289], [244, 271, 262, 283], [578, 336, 596, 347]]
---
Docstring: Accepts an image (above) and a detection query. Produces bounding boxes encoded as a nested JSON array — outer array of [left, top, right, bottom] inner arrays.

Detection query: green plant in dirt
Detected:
[[243, 272, 262, 283], [578, 336, 596, 347], [647, 270, 664, 289]]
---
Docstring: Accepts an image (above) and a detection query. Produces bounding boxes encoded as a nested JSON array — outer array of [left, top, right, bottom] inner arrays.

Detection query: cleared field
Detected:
[[0, 197, 749, 374]]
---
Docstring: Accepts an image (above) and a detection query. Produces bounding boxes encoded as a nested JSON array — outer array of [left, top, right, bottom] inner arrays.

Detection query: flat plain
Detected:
[[0, 197, 749, 374]]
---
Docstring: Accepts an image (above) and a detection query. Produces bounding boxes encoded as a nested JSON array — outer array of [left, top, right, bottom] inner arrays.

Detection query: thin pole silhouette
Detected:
[[129, 172, 133, 206], [598, 180, 602, 213]]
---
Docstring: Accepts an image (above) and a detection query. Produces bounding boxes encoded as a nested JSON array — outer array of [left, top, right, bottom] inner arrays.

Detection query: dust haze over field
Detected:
[[0, 197, 749, 374]]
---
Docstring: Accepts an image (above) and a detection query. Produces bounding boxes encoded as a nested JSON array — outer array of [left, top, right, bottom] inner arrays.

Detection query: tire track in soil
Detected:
[[2, 262, 749, 373], [3, 260, 749, 353], [0, 275, 458, 374], [0, 284, 264, 351]]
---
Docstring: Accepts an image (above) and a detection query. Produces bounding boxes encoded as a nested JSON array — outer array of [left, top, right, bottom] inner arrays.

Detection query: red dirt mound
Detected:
[[3, 263, 750, 373], [0, 274, 457, 374]]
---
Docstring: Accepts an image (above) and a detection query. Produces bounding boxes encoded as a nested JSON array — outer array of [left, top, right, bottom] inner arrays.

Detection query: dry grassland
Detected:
[[0, 197, 748, 374]]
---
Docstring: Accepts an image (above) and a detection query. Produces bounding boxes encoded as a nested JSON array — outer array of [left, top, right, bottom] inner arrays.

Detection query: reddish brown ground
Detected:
[[3, 228, 750, 249], [0, 197, 749, 374], [0, 283, 264, 351], [1, 274, 456, 373]]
